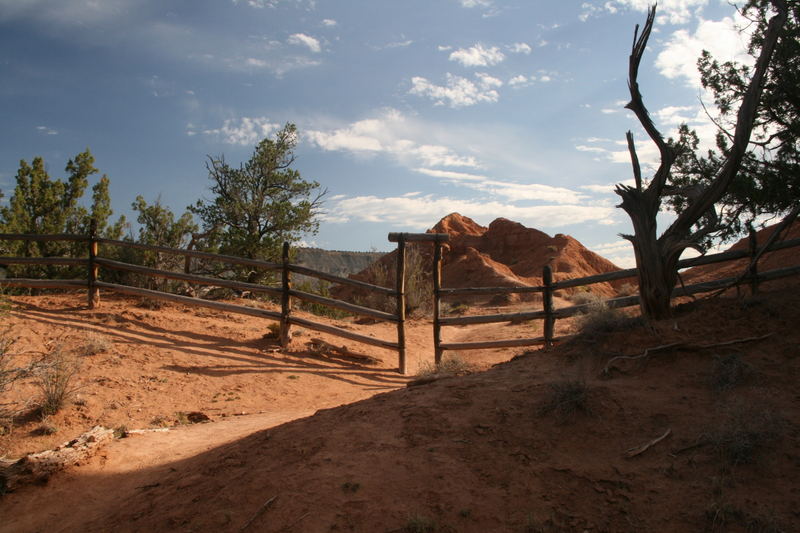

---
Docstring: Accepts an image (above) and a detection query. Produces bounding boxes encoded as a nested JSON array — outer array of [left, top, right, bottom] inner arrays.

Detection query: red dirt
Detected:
[[1, 222, 800, 532], [2, 287, 799, 532]]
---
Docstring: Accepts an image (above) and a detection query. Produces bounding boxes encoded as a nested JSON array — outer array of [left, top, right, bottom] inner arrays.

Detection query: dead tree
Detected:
[[615, 2, 788, 319]]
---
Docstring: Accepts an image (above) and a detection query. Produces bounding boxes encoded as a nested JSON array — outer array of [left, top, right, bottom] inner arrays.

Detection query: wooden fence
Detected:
[[430, 233, 800, 363], [0, 227, 417, 373], [2, 225, 799, 373]]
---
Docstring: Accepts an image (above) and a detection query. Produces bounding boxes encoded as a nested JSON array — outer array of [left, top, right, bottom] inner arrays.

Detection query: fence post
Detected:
[[280, 241, 292, 347], [433, 241, 444, 365], [747, 225, 759, 296], [87, 218, 100, 309], [396, 238, 407, 374], [542, 265, 554, 347]]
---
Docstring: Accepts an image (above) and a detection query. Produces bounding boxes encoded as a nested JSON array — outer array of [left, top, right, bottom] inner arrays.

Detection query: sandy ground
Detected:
[[1, 280, 799, 531]]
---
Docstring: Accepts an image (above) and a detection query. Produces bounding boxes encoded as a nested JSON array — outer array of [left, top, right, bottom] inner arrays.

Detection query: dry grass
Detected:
[[79, 332, 112, 356], [705, 401, 783, 467], [415, 354, 474, 379], [538, 380, 591, 423], [35, 346, 82, 416]]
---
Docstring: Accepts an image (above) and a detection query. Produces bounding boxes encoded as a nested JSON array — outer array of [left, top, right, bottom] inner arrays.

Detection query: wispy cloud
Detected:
[[449, 43, 505, 67], [580, 0, 710, 25], [305, 109, 481, 168], [409, 73, 501, 108], [324, 194, 617, 229], [508, 42, 532, 54], [36, 125, 58, 135], [287, 33, 321, 53], [195, 116, 280, 145], [321, 18, 337, 27]]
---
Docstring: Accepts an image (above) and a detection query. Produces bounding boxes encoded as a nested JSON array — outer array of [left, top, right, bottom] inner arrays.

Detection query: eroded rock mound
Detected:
[[336, 213, 623, 305]]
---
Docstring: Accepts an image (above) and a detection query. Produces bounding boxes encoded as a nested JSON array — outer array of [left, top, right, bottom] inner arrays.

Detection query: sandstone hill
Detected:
[[337, 213, 623, 305]]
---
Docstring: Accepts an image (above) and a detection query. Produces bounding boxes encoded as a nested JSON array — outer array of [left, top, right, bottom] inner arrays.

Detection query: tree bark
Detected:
[[616, 3, 788, 319]]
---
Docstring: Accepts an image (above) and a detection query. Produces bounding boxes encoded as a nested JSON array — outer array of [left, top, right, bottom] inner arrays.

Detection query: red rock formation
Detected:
[[335, 213, 624, 306]]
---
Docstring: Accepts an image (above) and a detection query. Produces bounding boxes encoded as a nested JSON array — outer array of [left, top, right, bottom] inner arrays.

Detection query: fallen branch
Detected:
[[626, 428, 671, 458], [239, 494, 278, 532], [1, 426, 114, 493], [603, 333, 774, 375]]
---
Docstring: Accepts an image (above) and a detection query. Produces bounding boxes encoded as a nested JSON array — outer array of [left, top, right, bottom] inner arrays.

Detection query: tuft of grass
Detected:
[[705, 500, 784, 533], [616, 282, 637, 297], [402, 514, 437, 533], [705, 402, 782, 467], [573, 296, 639, 337], [415, 354, 474, 379], [341, 481, 360, 493], [79, 332, 112, 356], [264, 322, 281, 339], [710, 354, 752, 391], [447, 302, 470, 316], [136, 297, 165, 310], [538, 380, 590, 423], [35, 346, 81, 416], [114, 425, 129, 439]]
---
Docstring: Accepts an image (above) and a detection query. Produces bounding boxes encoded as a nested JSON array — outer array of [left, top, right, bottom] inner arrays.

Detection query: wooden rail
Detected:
[[433, 231, 800, 355], [2, 226, 798, 372], [0, 228, 414, 373]]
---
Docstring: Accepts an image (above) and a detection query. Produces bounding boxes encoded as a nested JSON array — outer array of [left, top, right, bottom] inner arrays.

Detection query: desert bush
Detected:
[[35, 346, 81, 416], [568, 288, 599, 306], [416, 354, 474, 379], [705, 402, 782, 467], [538, 380, 590, 423], [616, 282, 637, 297], [294, 279, 351, 319], [573, 297, 637, 337], [710, 354, 752, 391], [402, 514, 437, 533], [447, 302, 470, 316], [79, 332, 112, 356]]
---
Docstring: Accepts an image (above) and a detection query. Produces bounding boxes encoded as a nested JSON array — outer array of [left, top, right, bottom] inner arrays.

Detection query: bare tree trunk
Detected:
[[616, 3, 788, 319]]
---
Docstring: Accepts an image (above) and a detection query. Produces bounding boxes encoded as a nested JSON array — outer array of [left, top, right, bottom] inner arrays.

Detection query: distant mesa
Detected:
[[339, 212, 623, 304]]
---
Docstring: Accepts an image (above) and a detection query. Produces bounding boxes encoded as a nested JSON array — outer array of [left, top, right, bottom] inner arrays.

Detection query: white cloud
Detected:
[[508, 75, 529, 87], [199, 116, 279, 145], [581, 0, 711, 25], [324, 194, 617, 229], [508, 42, 532, 54], [321, 18, 337, 27], [305, 109, 481, 169], [458, 0, 492, 8], [287, 33, 321, 53], [655, 14, 752, 88], [36, 125, 58, 135], [591, 240, 636, 268], [410, 73, 500, 108], [414, 168, 486, 181], [449, 43, 505, 67]]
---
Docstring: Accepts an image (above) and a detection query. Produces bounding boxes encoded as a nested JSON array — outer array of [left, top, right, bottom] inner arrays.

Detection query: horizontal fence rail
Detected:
[[433, 233, 800, 359], [1, 225, 799, 373], [0, 227, 414, 373]]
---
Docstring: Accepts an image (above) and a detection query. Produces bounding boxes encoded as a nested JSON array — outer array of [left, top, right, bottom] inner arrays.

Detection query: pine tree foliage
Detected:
[[668, 0, 800, 243], [190, 123, 325, 281]]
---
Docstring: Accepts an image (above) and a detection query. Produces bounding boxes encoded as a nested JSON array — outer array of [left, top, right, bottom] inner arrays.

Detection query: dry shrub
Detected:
[[710, 354, 752, 391], [573, 296, 638, 337], [538, 380, 590, 423], [415, 354, 474, 379], [80, 332, 112, 356], [35, 346, 82, 416], [705, 401, 783, 467]]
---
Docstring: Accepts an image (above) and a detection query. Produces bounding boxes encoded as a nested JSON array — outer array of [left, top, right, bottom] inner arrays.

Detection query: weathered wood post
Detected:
[[395, 237, 407, 374], [87, 218, 100, 309], [433, 240, 444, 365], [280, 241, 292, 347], [747, 225, 759, 296], [542, 265, 554, 347]]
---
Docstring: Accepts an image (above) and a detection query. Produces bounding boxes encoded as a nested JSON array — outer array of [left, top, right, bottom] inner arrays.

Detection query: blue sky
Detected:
[[0, 0, 753, 266]]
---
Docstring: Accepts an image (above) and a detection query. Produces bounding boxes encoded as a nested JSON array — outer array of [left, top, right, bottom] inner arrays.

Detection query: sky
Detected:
[[0, 0, 754, 267]]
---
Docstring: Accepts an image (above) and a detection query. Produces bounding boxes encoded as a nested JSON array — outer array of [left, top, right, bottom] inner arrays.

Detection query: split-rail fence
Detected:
[[1, 224, 799, 374]]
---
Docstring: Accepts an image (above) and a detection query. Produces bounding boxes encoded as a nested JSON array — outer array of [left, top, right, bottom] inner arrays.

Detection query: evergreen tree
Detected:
[[190, 123, 325, 282]]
